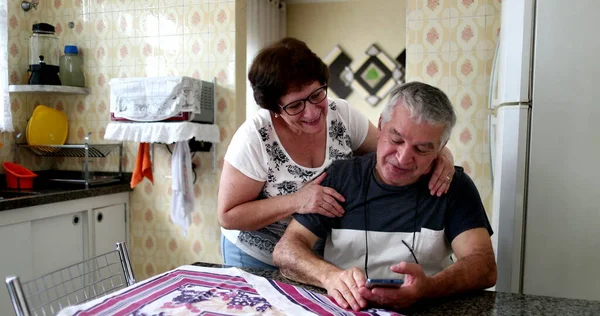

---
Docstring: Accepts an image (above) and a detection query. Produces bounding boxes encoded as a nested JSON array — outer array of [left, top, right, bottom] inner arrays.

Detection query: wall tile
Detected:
[[89, 0, 113, 13], [212, 1, 234, 33], [159, 6, 184, 36], [113, 0, 136, 11], [449, 0, 487, 18], [406, 0, 501, 218], [212, 32, 234, 62], [159, 0, 185, 7], [422, 0, 451, 19], [136, 8, 160, 37], [114, 37, 140, 67], [137, 36, 161, 66], [422, 19, 450, 53], [160, 35, 185, 64], [183, 5, 210, 34], [114, 11, 136, 39], [184, 33, 210, 64], [451, 51, 485, 86], [90, 12, 114, 40], [487, 0, 501, 16], [449, 16, 485, 52], [485, 14, 500, 50]]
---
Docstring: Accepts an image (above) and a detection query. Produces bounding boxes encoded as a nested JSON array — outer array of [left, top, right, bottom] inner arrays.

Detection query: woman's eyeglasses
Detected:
[[279, 85, 328, 116]]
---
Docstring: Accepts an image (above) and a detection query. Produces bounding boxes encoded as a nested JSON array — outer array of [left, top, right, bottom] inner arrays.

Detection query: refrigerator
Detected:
[[490, 0, 600, 300]]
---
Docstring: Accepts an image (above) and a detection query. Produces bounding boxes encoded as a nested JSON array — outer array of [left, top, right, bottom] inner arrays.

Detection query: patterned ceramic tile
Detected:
[[422, 0, 451, 19], [159, 6, 185, 36], [450, 17, 486, 52], [422, 19, 450, 53], [137, 36, 161, 66], [136, 8, 161, 37], [212, 32, 234, 62], [406, 7, 424, 22], [211, 1, 234, 33], [114, 11, 136, 39], [406, 1, 501, 217], [90, 12, 113, 40], [139, 0, 161, 9], [485, 14, 500, 50], [450, 0, 487, 18], [114, 37, 140, 66], [160, 35, 185, 64], [420, 53, 449, 87], [183, 5, 210, 34], [7, 37, 25, 67], [158, 0, 185, 7], [112, 0, 136, 11], [183, 33, 210, 64], [89, 0, 113, 13], [451, 51, 486, 86], [486, 0, 501, 16]]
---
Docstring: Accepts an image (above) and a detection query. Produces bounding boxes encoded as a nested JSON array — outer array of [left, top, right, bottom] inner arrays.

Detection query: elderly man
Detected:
[[272, 82, 496, 311]]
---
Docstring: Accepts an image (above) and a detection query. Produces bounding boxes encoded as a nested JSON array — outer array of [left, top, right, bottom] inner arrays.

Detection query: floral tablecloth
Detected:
[[57, 265, 402, 316]]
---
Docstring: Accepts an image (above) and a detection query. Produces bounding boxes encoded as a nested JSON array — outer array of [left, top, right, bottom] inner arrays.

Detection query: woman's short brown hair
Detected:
[[248, 37, 330, 113]]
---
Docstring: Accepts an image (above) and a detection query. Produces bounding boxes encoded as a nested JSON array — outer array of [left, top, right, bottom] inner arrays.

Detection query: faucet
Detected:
[[14, 132, 23, 164], [21, 0, 38, 12]]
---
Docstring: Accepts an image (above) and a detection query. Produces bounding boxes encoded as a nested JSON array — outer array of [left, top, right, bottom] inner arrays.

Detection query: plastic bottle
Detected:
[[59, 45, 85, 87]]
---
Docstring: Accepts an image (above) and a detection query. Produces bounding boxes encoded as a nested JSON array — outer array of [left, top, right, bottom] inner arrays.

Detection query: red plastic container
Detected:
[[3, 162, 38, 189]]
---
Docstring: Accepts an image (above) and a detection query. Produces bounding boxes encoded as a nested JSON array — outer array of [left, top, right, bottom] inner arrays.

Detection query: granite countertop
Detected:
[[0, 172, 132, 211], [192, 262, 600, 315]]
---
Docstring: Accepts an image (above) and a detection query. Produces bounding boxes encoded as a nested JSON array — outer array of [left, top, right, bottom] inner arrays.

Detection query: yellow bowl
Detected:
[[26, 105, 68, 146]]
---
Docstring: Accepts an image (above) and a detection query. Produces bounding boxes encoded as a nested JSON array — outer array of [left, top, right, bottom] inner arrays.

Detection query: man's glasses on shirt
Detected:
[[363, 166, 420, 279], [279, 85, 328, 116]]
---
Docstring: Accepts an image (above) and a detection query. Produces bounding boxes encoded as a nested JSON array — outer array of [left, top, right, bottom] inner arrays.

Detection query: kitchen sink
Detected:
[[0, 191, 43, 200]]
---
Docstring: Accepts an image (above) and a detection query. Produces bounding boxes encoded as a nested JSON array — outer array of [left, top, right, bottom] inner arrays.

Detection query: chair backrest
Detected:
[[5, 242, 136, 316]]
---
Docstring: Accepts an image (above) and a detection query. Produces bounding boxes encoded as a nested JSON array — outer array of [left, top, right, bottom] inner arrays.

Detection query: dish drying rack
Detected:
[[16, 133, 124, 189]]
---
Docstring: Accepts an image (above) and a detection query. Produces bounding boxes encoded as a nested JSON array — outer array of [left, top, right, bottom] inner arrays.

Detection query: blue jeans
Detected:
[[220, 235, 277, 270]]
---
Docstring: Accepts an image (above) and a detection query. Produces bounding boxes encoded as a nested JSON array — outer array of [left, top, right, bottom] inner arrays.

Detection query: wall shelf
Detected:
[[8, 85, 90, 95]]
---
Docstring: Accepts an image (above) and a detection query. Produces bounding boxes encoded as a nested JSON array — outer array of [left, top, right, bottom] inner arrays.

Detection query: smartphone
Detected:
[[365, 278, 404, 289]]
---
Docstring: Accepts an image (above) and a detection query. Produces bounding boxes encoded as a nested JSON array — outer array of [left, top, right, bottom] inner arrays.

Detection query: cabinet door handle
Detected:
[[97, 212, 103, 223], [72, 215, 80, 225]]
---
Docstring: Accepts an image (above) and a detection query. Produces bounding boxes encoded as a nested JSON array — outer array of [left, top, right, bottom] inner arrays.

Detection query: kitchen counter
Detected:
[[0, 172, 132, 211], [192, 262, 600, 315]]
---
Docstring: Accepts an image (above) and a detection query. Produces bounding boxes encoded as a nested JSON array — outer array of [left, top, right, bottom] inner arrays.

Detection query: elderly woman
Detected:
[[218, 38, 455, 269]]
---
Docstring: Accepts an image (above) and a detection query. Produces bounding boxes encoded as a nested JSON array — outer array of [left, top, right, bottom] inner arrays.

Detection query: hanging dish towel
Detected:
[[171, 141, 194, 235], [131, 143, 153, 188]]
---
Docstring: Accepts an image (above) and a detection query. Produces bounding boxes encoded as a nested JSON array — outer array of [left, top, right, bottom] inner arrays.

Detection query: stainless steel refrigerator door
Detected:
[[491, 105, 530, 294], [523, 0, 600, 300]]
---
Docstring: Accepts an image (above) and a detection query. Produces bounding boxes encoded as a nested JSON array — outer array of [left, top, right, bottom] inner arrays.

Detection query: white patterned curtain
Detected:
[[0, 0, 14, 132], [246, 0, 286, 119]]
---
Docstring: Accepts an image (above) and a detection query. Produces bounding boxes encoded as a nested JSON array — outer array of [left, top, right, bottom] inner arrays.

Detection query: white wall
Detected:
[[287, 0, 406, 123]]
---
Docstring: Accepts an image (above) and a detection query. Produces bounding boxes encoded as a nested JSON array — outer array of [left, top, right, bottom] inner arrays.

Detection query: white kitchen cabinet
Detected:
[[31, 211, 86, 277], [0, 222, 33, 315], [0, 192, 129, 316], [93, 204, 127, 256]]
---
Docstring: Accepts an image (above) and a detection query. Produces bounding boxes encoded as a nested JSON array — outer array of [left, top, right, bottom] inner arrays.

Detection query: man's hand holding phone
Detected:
[[359, 262, 429, 310], [365, 278, 404, 289]]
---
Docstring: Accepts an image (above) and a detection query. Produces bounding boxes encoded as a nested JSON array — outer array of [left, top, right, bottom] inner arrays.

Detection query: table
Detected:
[[192, 262, 600, 316], [56, 262, 600, 315]]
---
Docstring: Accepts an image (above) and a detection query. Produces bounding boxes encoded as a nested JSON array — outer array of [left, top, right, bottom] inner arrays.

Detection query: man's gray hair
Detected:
[[381, 82, 457, 147]]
